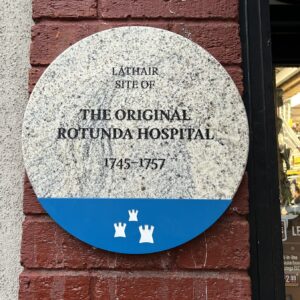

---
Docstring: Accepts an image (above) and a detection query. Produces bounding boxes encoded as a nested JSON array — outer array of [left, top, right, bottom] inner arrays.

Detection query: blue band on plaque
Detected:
[[39, 198, 231, 254]]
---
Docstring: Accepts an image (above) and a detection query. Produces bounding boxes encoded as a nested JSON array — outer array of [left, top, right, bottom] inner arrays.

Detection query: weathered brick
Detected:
[[24, 175, 44, 214], [19, 272, 91, 300], [171, 22, 241, 65], [230, 172, 249, 215], [21, 216, 173, 270], [21, 213, 248, 270], [225, 66, 244, 95], [100, 274, 251, 300], [100, 0, 238, 20], [30, 22, 170, 65], [19, 271, 251, 300], [25, 0, 250, 295], [31, 23, 110, 65], [175, 217, 249, 270], [30, 22, 240, 66], [29, 67, 46, 93], [94, 275, 196, 299], [206, 276, 251, 300], [33, 0, 97, 19]]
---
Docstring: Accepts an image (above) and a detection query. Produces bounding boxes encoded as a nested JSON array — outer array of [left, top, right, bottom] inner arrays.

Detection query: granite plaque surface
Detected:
[[22, 26, 249, 254]]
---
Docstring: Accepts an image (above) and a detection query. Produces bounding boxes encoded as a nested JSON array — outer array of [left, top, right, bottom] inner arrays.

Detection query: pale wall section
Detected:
[[0, 0, 31, 299]]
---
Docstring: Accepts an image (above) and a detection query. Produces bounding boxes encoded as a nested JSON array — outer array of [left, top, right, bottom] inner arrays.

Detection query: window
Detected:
[[276, 67, 300, 299]]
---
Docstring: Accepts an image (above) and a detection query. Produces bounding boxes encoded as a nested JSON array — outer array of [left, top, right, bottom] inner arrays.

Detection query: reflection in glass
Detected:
[[276, 67, 300, 299]]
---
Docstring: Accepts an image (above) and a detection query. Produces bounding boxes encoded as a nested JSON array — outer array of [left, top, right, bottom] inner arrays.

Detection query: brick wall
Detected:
[[20, 1, 251, 299]]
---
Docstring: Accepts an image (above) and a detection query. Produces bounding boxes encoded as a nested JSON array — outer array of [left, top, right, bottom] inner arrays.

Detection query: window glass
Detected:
[[276, 67, 300, 299]]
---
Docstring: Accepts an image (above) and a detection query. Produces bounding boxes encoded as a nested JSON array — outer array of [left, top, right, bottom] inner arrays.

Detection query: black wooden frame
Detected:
[[240, 0, 286, 299]]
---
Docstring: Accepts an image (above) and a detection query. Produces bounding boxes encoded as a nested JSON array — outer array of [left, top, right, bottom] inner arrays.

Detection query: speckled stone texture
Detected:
[[23, 26, 248, 200]]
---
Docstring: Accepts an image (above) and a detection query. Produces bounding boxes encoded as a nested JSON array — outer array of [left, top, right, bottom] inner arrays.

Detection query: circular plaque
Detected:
[[23, 26, 249, 254]]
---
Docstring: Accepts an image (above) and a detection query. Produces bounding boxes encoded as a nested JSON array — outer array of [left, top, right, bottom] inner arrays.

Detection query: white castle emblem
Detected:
[[114, 222, 126, 238], [128, 209, 138, 221], [139, 225, 154, 244]]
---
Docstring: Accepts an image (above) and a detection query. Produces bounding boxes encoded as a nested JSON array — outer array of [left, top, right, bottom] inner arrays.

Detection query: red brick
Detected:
[[30, 22, 170, 65], [175, 216, 249, 270], [24, 175, 45, 214], [171, 22, 241, 65], [20, 271, 251, 300], [30, 22, 240, 66], [19, 272, 91, 300], [95, 275, 196, 299], [24, 0, 250, 298], [33, 0, 97, 19], [225, 66, 244, 95], [230, 172, 249, 215], [102, 273, 250, 300], [29, 67, 46, 93], [31, 23, 110, 65], [100, 0, 238, 20], [206, 275, 251, 300], [21, 213, 248, 270], [21, 216, 173, 270]]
